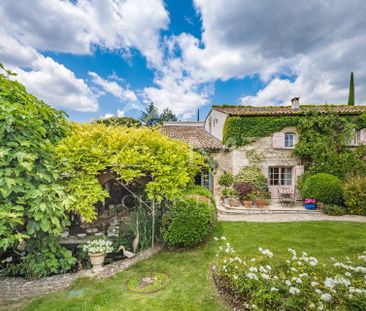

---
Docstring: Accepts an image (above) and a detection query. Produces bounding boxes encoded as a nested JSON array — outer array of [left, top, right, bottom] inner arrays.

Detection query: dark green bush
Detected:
[[161, 198, 217, 248], [301, 173, 343, 205], [343, 176, 366, 216], [218, 171, 234, 188], [322, 204, 346, 216]]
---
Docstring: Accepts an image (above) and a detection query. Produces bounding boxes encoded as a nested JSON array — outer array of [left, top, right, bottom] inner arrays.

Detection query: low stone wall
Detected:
[[0, 246, 161, 306]]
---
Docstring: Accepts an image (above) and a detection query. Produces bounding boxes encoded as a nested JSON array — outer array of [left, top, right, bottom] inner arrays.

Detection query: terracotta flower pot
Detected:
[[228, 198, 240, 207], [89, 253, 105, 271], [256, 199, 266, 208], [317, 202, 324, 210], [242, 200, 252, 208]]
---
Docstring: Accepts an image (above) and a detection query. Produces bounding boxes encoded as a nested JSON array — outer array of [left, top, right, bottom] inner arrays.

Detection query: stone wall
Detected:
[[0, 246, 161, 306], [212, 127, 304, 199]]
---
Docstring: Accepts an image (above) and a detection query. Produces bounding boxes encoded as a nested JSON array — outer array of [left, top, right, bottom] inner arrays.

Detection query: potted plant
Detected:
[[219, 171, 234, 202], [255, 190, 271, 208], [82, 238, 113, 272], [234, 182, 254, 208], [304, 198, 317, 210], [222, 188, 235, 205], [226, 189, 241, 207]]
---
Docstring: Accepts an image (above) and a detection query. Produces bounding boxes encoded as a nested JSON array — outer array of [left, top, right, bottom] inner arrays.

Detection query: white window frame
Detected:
[[269, 167, 293, 186], [284, 132, 295, 148]]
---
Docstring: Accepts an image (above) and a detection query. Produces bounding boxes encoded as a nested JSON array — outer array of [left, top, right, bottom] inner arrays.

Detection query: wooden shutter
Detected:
[[360, 129, 366, 145], [272, 132, 285, 148]]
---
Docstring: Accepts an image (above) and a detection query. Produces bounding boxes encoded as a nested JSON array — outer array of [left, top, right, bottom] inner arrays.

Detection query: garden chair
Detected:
[[277, 187, 295, 207]]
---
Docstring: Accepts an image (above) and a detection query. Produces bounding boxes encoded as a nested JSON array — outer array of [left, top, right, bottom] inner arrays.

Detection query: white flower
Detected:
[[266, 265, 271, 271], [292, 277, 303, 284], [289, 286, 300, 295], [299, 273, 308, 278], [320, 293, 332, 302], [345, 272, 352, 277], [315, 289, 323, 295], [309, 303, 315, 309], [233, 275, 238, 280], [214, 237, 218, 241], [261, 273, 271, 280], [291, 267, 298, 272], [297, 261, 303, 266], [271, 287, 278, 292], [220, 236, 227, 241], [249, 267, 258, 273], [311, 281, 319, 287], [285, 280, 292, 286], [246, 273, 258, 280]]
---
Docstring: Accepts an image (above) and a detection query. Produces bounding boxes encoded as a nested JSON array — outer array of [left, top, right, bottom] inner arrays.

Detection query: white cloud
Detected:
[[0, 0, 169, 113], [116, 109, 124, 117], [89, 72, 137, 102], [0, 0, 169, 66], [0, 31, 98, 112]]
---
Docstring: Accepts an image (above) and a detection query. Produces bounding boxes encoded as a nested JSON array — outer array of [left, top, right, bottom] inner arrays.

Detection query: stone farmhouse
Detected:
[[162, 99, 366, 199]]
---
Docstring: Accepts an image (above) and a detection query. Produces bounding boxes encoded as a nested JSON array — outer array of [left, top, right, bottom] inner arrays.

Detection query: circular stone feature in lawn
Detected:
[[127, 271, 170, 294]]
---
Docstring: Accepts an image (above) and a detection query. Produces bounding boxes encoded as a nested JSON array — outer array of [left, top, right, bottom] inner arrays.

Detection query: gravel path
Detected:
[[219, 213, 366, 223]]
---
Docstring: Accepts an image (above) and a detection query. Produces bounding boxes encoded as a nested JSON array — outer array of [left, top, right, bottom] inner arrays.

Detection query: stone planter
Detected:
[[228, 198, 240, 207], [256, 199, 266, 208], [242, 200, 252, 208], [89, 253, 105, 272]]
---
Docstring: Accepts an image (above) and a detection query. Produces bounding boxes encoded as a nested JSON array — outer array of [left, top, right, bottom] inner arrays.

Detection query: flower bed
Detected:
[[212, 237, 366, 310]]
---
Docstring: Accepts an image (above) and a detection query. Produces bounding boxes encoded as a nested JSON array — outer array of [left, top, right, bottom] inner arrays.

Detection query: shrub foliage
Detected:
[[0, 67, 75, 277], [161, 188, 217, 248], [343, 176, 366, 216], [301, 173, 343, 205], [322, 205, 346, 216]]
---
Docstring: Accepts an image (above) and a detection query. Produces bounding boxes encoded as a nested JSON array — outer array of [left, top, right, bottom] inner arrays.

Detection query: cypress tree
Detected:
[[348, 72, 355, 106]]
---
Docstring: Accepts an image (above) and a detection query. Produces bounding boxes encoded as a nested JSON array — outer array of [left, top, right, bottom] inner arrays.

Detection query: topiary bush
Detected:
[[301, 173, 343, 205], [322, 204, 346, 216], [343, 176, 366, 216], [160, 198, 217, 248], [218, 171, 234, 188]]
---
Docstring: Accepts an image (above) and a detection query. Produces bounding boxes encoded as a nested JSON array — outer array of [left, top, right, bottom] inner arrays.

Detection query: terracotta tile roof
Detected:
[[213, 105, 366, 116], [161, 123, 225, 151]]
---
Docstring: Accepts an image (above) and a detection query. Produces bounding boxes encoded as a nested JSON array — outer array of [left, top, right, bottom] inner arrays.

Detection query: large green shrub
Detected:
[[322, 204, 346, 216], [301, 173, 343, 205], [0, 66, 75, 277], [343, 176, 366, 216], [161, 198, 217, 248]]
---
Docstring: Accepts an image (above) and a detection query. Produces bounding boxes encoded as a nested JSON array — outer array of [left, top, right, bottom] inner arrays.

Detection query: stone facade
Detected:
[[212, 127, 304, 199], [0, 246, 161, 306]]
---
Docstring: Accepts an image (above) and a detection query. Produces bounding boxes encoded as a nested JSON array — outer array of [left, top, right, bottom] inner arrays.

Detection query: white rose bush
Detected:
[[212, 237, 366, 310]]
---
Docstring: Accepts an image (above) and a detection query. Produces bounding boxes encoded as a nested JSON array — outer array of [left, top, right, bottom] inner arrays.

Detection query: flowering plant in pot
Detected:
[[234, 182, 254, 208], [222, 188, 238, 206], [304, 198, 317, 210], [219, 171, 235, 202], [82, 239, 113, 271]]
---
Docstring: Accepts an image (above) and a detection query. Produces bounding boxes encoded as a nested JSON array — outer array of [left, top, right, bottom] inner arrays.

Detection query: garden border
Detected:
[[0, 246, 161, 306]]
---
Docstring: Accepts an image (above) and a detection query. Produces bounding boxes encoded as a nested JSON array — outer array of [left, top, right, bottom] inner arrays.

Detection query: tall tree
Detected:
[[139, 102, 160, 126], [348, 72, 355, 106], [159, 108, 178, 123]]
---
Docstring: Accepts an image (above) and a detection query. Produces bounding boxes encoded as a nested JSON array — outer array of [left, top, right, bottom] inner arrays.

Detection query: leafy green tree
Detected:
[[0, 66, 75, 277], [139, 102, 160, 126], [56, 123, 205, 221], [348, 72, 355, 106], [96, 116, 141, 127], [159, 108, 178, 123]]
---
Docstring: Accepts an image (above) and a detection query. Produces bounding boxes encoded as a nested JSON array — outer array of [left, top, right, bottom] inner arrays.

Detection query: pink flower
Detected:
[[305, 199, 316, 204]]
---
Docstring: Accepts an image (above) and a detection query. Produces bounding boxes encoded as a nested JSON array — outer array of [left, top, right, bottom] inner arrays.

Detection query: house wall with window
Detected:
[[212, 126, 304, 199], [204, 109, 228, 141]]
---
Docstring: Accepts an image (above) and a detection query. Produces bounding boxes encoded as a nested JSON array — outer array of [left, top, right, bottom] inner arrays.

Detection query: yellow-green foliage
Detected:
[[56, 123, 205, 221]]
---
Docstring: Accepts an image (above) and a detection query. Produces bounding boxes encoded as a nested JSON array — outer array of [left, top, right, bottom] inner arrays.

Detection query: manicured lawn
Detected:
[[18, 221, 366, 311]]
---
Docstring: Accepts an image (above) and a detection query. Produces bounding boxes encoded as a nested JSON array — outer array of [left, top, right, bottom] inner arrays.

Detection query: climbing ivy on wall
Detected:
[[223, 115, 300, 146], [223, 113, 366, 147]]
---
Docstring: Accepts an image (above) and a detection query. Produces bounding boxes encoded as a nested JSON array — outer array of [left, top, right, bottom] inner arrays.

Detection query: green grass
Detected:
[[17, 221, 366, 311]]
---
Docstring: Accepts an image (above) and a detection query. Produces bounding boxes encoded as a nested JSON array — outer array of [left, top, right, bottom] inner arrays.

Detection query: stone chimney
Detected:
[[291, 97, 300, 109]]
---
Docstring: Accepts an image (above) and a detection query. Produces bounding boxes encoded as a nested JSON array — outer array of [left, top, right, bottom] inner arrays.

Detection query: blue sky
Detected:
[[0, 0, 365, 122]]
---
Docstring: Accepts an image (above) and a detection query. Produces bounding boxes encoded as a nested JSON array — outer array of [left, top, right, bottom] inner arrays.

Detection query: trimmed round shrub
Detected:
[[161, 199, 217, 248], [301, 173, 343, 205], [322, 204, 346, 216], [343, 176, 366, 216]]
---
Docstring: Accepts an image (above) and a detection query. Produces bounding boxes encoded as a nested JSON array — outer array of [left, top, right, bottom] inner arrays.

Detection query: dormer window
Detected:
[[284, 132, 295, 148]]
